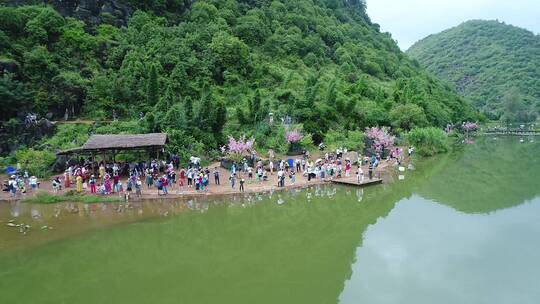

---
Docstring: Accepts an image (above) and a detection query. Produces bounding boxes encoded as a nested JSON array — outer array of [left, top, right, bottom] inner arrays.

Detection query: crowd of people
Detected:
[[3, 146, 414, 199], [3, 170, 40, 197], [54, 159, 209, 198]]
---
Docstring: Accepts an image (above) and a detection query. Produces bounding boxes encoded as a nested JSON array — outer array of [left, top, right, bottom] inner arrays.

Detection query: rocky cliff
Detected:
[[5, 0, 133, 27]]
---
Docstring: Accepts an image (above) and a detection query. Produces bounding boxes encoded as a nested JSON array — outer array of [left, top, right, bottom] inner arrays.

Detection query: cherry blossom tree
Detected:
[[366, 127, 395, 154], [221, 135, 255, 155], [462, 121, 478, 132], [285, 129, 303, 143]]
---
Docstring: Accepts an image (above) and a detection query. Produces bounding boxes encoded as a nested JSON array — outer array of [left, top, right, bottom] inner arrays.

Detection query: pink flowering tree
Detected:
[[285, 129, 304, 154], [221, 135, 255, 161], [285, 129, 303, 143], [462, 122, 478, 132], [461, 121, 478, 142], [365, 127, 395, 156]]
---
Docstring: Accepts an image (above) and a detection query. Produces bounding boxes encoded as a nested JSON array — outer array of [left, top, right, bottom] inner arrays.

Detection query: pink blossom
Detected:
[[463, 122, 478, 132], [224, 135, 255, 155], [366, 127, 395, 152], [285, 129, 303, 143]]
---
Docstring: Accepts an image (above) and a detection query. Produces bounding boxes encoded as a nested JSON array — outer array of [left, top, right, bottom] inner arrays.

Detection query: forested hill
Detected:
[[1, 0, 475, 155], [408, 20, 540, 120]]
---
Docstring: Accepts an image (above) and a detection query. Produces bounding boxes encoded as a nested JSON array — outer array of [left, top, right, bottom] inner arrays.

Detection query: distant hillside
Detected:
[[408, 20, 540, 119], [1, 0, 476, 156]]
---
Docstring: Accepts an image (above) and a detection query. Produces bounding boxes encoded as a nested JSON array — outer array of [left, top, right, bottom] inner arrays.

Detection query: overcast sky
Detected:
[[366, 0, 540, 50]]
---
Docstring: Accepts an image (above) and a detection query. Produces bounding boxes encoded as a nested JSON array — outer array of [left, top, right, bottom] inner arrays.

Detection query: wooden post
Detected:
[[91, 152, 96, 175]]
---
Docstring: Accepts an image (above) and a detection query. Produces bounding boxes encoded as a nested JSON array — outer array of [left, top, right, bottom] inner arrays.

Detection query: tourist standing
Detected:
[[239, 177, 245, 192], [76, 175, 83, 192], [368, 162, 374, 180], [113, 174, 120, 193], [269, 160, 274, 175], [251, 150, 257, 165], [214, 167, 220, 185], [89, 175, 97, 193], [345, 161, 351, 177], [104, 174, 112, 194], [29, 176, 38, 192], [187, 168, 193, 187], [135, 178, 142, 197], [146, 171, 153, 189], [8, 176, 17, 197], [356, 167, 364, 183], [161, 175, 169, 195], [179, 168, 186, 188], [64, 170, 70, 188], [99, 164, 105, 183], [230, 173, 236, 189], [290, 171, 296, 185], [52, 177, 61, 193]]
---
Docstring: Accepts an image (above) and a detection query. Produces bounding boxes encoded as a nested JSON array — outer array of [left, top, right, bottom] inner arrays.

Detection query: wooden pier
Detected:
[[483, 130, 540, 136], [331, 178, 383, 187]]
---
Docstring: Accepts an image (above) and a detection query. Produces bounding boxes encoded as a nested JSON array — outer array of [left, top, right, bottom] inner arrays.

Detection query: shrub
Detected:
[[15, 149, 56, 177], [264, 126, 288, 155], [407, 127, 449, 156], [41, 124, 89, 150], [300, 133, 315, 151], [324, 129, 365, 152]]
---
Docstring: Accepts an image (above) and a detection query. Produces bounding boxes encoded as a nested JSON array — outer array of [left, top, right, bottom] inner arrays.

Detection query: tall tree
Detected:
[[212, 100, 227, 144], [146, 64, 159, 107]]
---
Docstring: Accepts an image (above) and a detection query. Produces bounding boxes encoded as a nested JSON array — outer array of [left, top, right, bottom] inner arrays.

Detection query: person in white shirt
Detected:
[[29, 176, 38, 191], [356, 167, 364, 183]]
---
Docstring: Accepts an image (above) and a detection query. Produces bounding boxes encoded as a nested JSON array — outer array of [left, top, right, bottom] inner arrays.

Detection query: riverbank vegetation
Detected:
[[1, 0, 477, 171], [407, 127, 449, 157], [21, 190, 121, 204]]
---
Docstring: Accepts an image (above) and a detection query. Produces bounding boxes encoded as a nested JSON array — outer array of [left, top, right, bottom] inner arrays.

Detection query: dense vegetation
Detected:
[[408, 20, 540, 120], [407, 127, 448, 157], [0, 0, 476, 170]]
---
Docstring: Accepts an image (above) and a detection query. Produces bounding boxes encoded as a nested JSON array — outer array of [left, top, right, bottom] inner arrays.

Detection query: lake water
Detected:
[[1, 137, 539, 304]]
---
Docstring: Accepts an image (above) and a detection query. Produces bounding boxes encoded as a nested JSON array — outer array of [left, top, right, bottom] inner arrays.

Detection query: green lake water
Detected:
[[1, 137, 539, 304]]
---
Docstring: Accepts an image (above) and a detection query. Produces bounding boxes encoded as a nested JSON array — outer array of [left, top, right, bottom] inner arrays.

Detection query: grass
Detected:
[[21, 190, 122, 204]]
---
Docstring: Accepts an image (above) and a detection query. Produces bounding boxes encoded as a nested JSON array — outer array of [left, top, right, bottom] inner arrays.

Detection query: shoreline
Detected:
[[1, 160, 397, 204]]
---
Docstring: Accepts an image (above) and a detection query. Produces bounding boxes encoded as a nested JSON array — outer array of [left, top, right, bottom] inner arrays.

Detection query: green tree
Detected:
[[0, 74, 33, 120], [163, 103, 187, 130], [390, 103, 428, 131], [146, 64, 159, 107]]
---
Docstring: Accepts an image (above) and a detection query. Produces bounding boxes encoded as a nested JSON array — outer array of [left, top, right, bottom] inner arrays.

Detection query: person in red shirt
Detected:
[[179, 168, 186, 188]]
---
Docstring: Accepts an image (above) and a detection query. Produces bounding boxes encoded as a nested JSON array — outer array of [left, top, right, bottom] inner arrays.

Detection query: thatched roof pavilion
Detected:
[[82, 133, 167, 151], [57, 133, 167, 156]]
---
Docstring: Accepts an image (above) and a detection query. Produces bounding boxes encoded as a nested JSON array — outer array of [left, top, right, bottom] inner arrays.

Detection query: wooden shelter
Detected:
[[81, 133, 167, 152], [57, 133, 168, 161]]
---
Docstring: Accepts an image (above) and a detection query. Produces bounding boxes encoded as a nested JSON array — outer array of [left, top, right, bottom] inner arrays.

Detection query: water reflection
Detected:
[[0, 138, 538, 304], [416, 137, 540, 213], [339, 195, 540, 304]]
